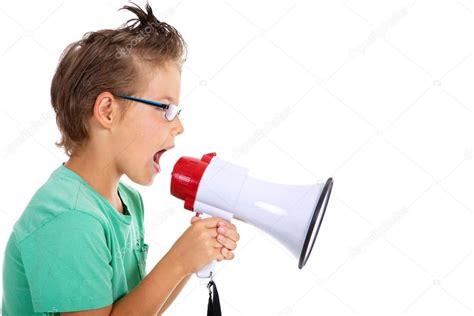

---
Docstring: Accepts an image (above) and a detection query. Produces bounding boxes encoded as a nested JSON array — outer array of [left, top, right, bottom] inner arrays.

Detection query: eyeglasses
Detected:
[[115, 94, 182, 121]]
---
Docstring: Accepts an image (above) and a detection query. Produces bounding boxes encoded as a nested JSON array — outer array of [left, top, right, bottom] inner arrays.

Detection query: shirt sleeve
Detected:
[[19, 211, 113, 313]]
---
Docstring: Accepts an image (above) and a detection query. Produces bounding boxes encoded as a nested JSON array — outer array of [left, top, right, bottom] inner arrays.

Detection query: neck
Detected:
[[64, 147, 123, 213]]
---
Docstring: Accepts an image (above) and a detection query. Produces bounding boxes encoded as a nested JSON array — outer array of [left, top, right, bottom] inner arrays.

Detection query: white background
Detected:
[[0, 0, 473, 315]]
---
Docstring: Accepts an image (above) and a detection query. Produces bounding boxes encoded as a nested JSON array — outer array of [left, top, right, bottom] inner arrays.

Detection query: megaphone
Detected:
[[170, 152, 333, 278]]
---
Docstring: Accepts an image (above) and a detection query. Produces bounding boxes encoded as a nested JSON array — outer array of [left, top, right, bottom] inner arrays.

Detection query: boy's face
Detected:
[[111, 60, 184, 185]]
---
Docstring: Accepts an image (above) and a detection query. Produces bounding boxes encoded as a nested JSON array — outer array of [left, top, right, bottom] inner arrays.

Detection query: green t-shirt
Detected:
[[2, 163, 149, 315]]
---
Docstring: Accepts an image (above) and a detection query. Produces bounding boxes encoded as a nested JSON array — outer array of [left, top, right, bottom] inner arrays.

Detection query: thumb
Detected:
[[190, 214, 201, 224], [200, 217, 227, 228]]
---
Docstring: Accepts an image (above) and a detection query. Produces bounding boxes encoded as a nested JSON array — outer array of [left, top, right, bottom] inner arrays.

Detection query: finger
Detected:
[[221, 248, 234, 260], [217, 220, 236, 230], [201, 217, 225, 228], [217, 225, 240, 242], [215, 249, 225, 262], [208, 228, 219, 239], [217, 234, 237, 250]]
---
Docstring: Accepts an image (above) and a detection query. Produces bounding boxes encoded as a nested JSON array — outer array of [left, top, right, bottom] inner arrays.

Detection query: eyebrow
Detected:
[[158, 95, 177, 104]]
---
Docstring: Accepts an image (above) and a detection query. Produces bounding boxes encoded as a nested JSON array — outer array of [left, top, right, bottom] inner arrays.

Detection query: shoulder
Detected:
[[13, 166, 109, 245]]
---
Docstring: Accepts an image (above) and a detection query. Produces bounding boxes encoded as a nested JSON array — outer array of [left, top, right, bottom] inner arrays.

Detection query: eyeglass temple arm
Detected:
[[116, 94, 169, 109]]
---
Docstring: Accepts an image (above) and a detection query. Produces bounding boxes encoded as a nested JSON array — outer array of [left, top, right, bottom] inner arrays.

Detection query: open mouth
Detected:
[[152, 146, 174, 173]]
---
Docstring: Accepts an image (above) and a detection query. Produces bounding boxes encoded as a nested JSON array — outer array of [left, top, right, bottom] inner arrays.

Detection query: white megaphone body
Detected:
[[170, 152, 333, 278]]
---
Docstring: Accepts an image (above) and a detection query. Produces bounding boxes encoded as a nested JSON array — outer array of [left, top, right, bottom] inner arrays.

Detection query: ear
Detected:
[[93, 92, 119, 129]]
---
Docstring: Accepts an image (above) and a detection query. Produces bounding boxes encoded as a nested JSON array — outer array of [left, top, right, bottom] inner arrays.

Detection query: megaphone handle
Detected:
[[197, 259, 216, 279], [194, 207, 234, 279], [196, 212, 221, 278]]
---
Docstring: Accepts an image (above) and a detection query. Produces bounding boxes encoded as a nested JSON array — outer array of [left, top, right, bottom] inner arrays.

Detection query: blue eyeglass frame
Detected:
[[114, 94, 182, 120]]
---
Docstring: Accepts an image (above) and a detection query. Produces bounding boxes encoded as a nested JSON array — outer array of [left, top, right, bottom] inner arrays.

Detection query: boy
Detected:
[[2, 2, 240, 315]]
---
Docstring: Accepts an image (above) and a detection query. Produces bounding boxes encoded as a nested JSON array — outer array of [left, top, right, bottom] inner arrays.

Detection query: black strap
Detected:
[[117, 190, 129, 215], [207, 279, 222, 316]]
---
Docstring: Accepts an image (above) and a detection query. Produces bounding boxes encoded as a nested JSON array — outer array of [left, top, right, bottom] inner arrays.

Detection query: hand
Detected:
[[191, 215, 240, 261], [167, 216, 226, 276]]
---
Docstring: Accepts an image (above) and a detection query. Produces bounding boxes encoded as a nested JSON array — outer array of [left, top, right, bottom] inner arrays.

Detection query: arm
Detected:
[[62, 217, 239, 316], [156, 274, 193, 315], [157, 217, 240, 315], [62, 251, 188, 316], [111, 251, 189, 315], [155, 216, 203, 314]]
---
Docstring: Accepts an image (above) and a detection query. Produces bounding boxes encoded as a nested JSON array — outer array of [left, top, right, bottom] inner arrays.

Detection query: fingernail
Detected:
[[218, 235, 224, 241], [218, 227, 225, 234]]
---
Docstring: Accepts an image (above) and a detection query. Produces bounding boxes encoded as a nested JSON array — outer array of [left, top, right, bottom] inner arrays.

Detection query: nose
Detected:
[[173, 116, 184, 136]]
